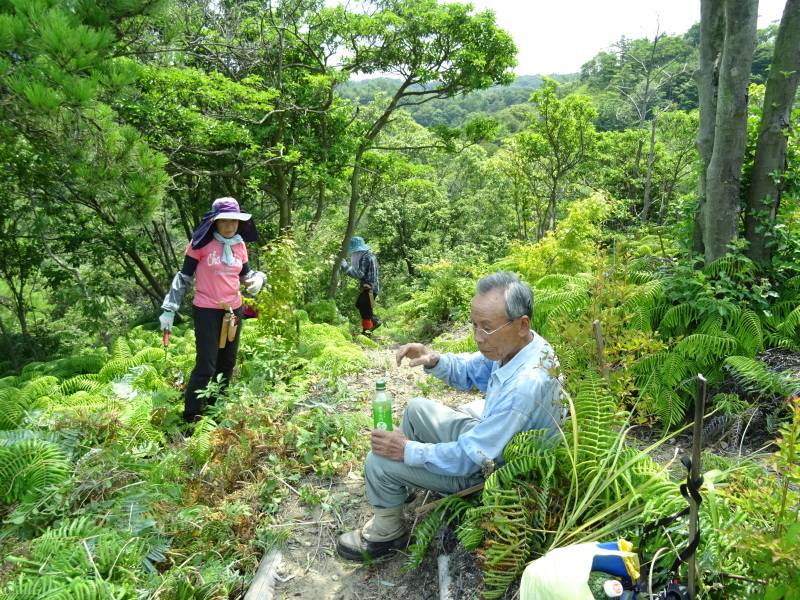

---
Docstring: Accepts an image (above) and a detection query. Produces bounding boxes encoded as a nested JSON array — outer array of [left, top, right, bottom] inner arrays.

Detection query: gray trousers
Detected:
[[365, 397, 486, 508]]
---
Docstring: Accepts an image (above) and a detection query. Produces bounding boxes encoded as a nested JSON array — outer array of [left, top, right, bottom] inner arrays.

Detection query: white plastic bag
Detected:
[[519, 542, 636, 600]]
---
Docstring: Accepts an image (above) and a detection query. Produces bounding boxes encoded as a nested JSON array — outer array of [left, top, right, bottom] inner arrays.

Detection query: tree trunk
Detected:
[[0, 313, 19, 374], [641, 114, 660, 222], [327, 148, 366, 299], [112, 243, 167, 302], [702, 0, 758, 263], [694, 0, 726, 255], [13, 295, 37, 362], [744, 0, 800, 265]]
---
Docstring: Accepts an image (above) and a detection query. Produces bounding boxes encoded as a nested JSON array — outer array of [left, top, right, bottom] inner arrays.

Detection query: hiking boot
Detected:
[[336, 529, 409, 562], [363, 317, 382, 335]]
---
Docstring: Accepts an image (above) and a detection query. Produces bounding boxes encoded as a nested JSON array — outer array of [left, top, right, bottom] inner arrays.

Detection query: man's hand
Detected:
[[396, 343, 440, 368], [371, 429, 408, 461], [340, 259, 348, 269]]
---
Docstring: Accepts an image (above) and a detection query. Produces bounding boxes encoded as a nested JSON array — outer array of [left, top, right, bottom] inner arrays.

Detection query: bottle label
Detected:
[[373, 404, 392, 431]]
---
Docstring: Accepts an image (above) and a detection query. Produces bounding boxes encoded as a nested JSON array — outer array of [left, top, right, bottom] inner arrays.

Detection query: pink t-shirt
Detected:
[[186, 240, 248, 309]]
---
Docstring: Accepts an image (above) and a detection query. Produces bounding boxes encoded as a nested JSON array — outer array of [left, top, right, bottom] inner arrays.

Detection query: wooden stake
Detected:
[[593, 319, 610, 383], [244, 549, 282, 600], [689, 374, 706, 597], [415, 483, 485, 515]]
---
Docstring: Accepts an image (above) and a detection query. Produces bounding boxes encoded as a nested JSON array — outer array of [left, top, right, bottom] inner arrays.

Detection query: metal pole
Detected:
[[689, 374, 706, 597]]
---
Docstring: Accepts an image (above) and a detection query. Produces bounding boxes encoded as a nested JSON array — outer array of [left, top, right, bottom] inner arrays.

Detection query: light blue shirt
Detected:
[[403, 332, 563, 476]]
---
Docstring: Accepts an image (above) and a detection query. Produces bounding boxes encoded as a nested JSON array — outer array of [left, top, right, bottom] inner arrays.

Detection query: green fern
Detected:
[[619, 278, 664, 320], [724, 356, 800, 398], [659, 303, 699, 335], [701, 255, 757, 280], [0, 438, 71, 504], [404, 504, 448, 569], [674, 333, 740, 364], [122, 396, 166, 445], [112, 336, 134, 360], [0, 387, 24, 430], [0, 376, 61, 430], [57, 374, 106, 396], [186, 417, 217, 464], [6, 514, 153, 598], [0, 371, 37, 389]]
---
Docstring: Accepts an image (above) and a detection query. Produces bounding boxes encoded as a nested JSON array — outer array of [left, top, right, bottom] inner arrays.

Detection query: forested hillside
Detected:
[[1, 0, 799, 598]]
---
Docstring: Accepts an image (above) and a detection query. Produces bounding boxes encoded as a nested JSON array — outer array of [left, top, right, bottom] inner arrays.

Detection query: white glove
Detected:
[[159, 311, 174, 331], [340, 259, 348, 269], [245, 273, 264, 296]]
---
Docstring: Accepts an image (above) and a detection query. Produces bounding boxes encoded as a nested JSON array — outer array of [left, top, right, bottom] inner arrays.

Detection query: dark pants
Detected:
[[355, 289, 377, 320], [184, 305, 243, 421]]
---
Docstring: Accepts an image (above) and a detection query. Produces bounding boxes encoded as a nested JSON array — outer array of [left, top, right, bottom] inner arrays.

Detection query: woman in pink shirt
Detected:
[[159, 198, 265, 424]]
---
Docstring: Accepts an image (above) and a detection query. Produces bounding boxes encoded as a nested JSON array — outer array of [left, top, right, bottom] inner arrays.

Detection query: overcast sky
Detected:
[[466, 0, 789, 76]]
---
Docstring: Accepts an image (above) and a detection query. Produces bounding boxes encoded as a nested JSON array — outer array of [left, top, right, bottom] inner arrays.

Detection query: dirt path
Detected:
[[268, 341, 486, 600]]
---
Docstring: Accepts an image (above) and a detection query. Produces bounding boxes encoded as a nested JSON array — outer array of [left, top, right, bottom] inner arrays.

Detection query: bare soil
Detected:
[[266, 339, 492, 600]]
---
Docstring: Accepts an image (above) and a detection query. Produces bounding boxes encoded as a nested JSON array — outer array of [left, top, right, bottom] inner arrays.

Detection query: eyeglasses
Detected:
[[471, 318, 517, 337]]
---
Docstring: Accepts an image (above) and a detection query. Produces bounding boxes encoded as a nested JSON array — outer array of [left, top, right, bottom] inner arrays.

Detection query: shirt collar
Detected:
[[490, 332, 545, 384]]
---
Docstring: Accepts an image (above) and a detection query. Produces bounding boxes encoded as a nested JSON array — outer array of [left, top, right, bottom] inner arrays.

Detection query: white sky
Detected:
[[467, 0, 789, 76]]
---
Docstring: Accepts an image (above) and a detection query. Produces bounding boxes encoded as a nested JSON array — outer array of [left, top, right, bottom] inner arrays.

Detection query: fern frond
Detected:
[[539, 291, 590, 320], [186, 417, 216, 464], [404, 506, 447, 570], [780, 304, 800, 336], [659, 304, 698, 333], [133, 347, 166, 366], [0, 371, 37, 389], [731, 309, 764, 357], [566, 372, 618, 466], [642, 385, 689, 427], [619, 278, 664, 316], [724, 356, 800, 397], [98, 357, 148, 383], [534, 273, 594, 291], [0, 439, 71, 504], [701, 255, 757, 279], [695, 312, 723, 336], [111, 336, 133, 360], [57, 374, 106, 396], [503, 429, 555, 463], [0, 388, 24, 430], [122, 396, 166, 445], [674, 333, 739, 365], [657, 351, 694, 388], [627, 305, 653, 332], [20, 361, 46, 375]]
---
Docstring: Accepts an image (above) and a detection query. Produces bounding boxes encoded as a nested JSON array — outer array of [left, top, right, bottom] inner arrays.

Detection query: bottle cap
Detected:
[[603, 579, 624, 597], [376, 381, 386, 391]]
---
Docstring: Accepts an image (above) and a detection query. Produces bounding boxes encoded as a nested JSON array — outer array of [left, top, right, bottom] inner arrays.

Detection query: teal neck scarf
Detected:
[[213, 232, 244, 266]]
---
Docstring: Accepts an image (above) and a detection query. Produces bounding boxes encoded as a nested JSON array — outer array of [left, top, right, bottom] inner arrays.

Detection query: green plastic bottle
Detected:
[[372, 380, 393, 431]]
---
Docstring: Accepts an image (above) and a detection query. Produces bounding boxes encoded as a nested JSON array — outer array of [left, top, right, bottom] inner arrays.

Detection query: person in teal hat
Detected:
[[340, 236, 381, 334]]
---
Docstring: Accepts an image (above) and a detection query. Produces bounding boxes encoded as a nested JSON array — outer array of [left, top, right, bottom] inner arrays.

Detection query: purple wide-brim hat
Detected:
[[191, 197, 258, 249]]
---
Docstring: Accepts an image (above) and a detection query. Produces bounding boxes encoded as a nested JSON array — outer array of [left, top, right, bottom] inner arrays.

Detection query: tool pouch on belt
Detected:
[[362, 284, 375, 309], [218, 302, 238, 348]]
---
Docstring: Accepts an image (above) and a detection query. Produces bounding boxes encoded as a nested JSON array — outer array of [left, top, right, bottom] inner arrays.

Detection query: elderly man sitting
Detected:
[[336, 270, 563, 561]]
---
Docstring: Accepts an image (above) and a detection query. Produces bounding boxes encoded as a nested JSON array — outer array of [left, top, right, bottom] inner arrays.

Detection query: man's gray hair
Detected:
[[476, 271, 533, 320]]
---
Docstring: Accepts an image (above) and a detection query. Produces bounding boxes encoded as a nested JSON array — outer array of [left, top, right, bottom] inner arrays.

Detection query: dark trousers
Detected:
[[184, 305, 243, 420], [355, 289, 377, 320]]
